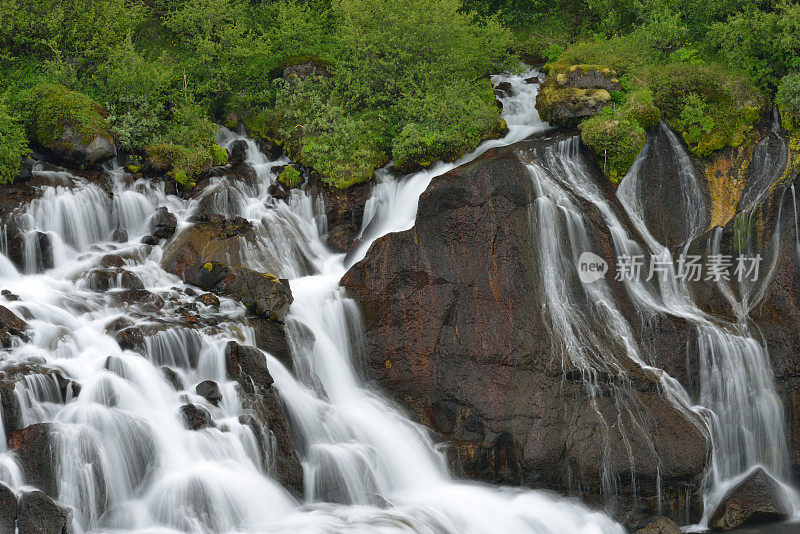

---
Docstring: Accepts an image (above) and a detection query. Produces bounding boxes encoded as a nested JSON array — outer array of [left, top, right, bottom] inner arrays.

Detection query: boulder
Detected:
[[0, 304, 27, 347], [17, 490, 72, 534], [195, 380, 222, 406], [224, 341, 303, 495], [230, 269, 293, 321], [196, 292, 220, 308], [51, 127, 116, 166], [180, 403, 214, 430], [140, 235, 159, 246], [228, 140, 248, 163], [341, 136, 708, 525], [708, 468, 792, 530], [85, 268, 143, 291], [112, 227, 128, 243], [117, 289, 165, 310], [161, 366, 184, 391], [189, 186, 245, 223], [0, 482, 17, 534], [150, 206, 177, 239], [535, 65, 621, 125]]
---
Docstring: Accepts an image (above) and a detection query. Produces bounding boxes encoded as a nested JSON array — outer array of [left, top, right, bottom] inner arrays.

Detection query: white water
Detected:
[[0, 71, 625, 533]]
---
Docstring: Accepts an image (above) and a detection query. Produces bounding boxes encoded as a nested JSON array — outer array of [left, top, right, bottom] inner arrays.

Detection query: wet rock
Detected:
[[189, 186, 244, 223], [180, 403, 214, 430], [632, 516, 682, 533], [7, 231, 54, 273], [141, 235, 159, 246], [118, 289, 165, 310], [196, 292, 220, 308], [251, 317, 303, 372], [150, 206, 177, 239], [0, 304, 27, 347], [327, 223, 359, 253], [17, 490, 72, 534], [708, 468, 791, 530], [114, 325, 145, 351], [195, 380, 222, 406], [341, 137, 708, 525], [85, 268, 143, 291], [9, 424, 59, 496], [162, 366, 184, 391], [228, 140, 248, 163], [112, 226, 128, 243], [496, 81, 513, 96], [268, 183, 289, 201], [0, 483, 16, 534], [1, 289, 20, 302], [230, 268, 293, 321], [224, 341, 303, 494], [99, 254, 125, 268], [524, 76, 540, 84], [257, 139, 283, 160]]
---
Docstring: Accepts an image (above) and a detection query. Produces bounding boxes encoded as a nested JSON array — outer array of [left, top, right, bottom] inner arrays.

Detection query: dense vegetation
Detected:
[[0, 0, 798, 187]]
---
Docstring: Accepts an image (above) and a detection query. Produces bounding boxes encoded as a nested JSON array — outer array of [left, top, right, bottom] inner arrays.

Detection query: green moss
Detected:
[[277, 165, 302, 188], [579, 117, 645, 184], [19, 83, 111, 147], [210, 144, 229, 166], [145, 142, 210, 189]]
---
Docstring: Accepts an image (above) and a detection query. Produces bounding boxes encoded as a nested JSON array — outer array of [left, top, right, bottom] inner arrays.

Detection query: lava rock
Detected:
[[632, 516, 682, 533], [196, 292, 220, 308], [195, 380, 222, 406], [18, 490, 72, 534], [224, 341, 303, 495], [0, 482, 17, 533], [0, 305, 27, 347], [708, 468, 791, 530], [180, 403, 214, 430], [161, 366, 184, 391], [231, 268, 293, 321], [228, 140, 248, 163], [112, 227, 128, 243], [150, 206, 177, 239]]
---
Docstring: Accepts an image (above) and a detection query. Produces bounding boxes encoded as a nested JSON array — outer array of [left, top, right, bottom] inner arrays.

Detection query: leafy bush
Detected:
[[0, 102, 30, 185], [777, 72, 800, 130], [580, 113, 645, 183]]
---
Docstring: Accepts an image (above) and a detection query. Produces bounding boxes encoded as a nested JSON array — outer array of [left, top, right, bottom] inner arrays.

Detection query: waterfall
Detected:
[[0, 70, 626, 533]]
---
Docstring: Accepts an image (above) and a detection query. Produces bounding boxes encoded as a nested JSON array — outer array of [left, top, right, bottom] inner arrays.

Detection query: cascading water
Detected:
[[0, 70, 627, 533]]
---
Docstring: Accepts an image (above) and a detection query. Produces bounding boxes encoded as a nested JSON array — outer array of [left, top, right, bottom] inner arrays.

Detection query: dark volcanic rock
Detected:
[[708, 468, 791, 530], [18, 490, 72, 534], [180, 403, 214, 430], [224, 341, 303, 494], [0, 482, 17, 534], [150, 206, 177, 239], [195, 380, 222, 406], [341, 137, 708, 525], [0, 304, 27, 347]]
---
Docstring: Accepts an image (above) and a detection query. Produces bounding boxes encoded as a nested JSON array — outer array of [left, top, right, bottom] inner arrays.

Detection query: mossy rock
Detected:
[[277, 165, 301, 188], [536, 85, 612, 125]]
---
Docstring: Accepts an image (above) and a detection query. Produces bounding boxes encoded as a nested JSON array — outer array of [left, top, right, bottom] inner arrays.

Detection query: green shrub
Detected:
[[777, 72, 800, 131], [0, 103, 30, 185], [18, 83, 111, 147], [277, 165, 301, 188], [210, 144, 228, 166]]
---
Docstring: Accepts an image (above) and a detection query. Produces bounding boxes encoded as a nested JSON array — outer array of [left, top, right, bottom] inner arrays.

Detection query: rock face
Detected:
[[535, 65, 621, 125], [708, 468, 791, 530], [224, 341, 303, 495], [51, 127, 116, 166], [342, 138, 708, 525], [17, 490, 73, 534]]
